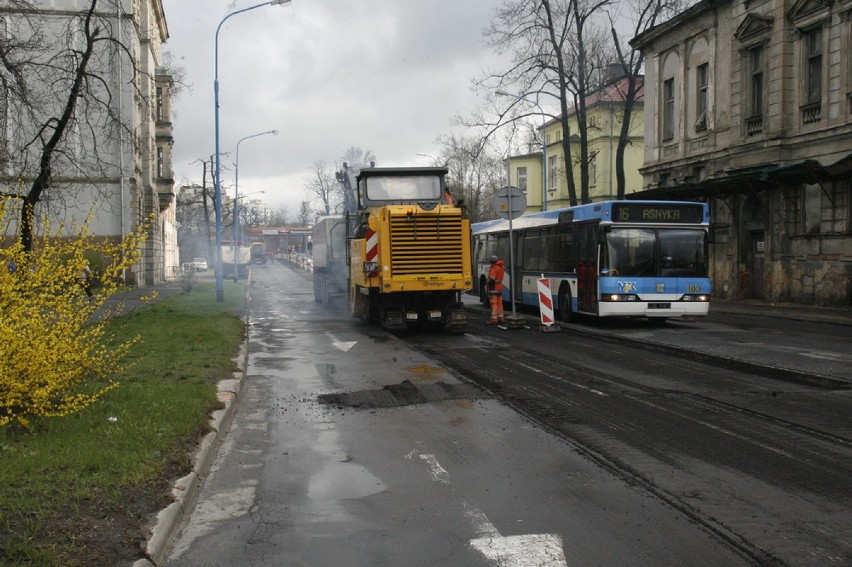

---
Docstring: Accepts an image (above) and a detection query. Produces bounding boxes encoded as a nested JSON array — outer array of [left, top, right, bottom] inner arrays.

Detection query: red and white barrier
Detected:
[[365, 229, 379, 262], [537, 278, 554, 327]]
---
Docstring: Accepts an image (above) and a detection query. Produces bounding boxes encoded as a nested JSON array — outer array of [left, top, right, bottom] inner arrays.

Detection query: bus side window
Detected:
[[556, 225, 575, 272], [494, 234, 509, 263], [523, 230, 541, 272]]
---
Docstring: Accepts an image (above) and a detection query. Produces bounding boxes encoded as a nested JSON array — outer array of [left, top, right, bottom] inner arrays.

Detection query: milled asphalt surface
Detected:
[[129, 276, 851, 566]]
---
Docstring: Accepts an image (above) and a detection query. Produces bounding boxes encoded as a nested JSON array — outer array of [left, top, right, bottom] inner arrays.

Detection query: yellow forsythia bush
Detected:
[[0, 200, 149, 429]]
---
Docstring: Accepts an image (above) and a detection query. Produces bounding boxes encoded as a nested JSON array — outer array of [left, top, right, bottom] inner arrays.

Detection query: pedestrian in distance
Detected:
[[79, 263, 94, 297], [486, 255, 505, 324]]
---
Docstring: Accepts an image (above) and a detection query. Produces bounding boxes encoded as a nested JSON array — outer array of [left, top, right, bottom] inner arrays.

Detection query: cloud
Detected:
[[161, 0, 499, 217]]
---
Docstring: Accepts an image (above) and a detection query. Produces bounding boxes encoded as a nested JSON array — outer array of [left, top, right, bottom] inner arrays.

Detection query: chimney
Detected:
[[607, 63, 625, 82]]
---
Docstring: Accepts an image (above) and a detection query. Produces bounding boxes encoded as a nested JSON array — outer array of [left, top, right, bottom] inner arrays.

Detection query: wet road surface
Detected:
[[161, 264, 751, 566]]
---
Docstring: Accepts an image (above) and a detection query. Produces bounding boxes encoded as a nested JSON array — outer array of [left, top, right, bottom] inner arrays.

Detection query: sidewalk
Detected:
[[92, 280, 188, 320], [710, 298, 852, 326]]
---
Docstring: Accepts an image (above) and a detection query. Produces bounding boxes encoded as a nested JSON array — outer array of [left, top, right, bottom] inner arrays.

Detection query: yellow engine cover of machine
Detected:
[[351, 204, 472, 293]]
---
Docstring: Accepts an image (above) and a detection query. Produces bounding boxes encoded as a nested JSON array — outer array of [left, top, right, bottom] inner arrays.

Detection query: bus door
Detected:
[[576, 222, 599, 314], [511, 230, 524, 304]]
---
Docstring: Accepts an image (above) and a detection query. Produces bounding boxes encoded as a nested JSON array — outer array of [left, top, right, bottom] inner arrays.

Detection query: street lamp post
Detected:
[[496, 90, 548, 211], [234, 130, 278, 281], [214, 0, 291, 301]]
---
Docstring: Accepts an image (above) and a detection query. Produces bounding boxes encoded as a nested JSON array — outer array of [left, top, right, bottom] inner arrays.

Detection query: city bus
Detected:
[[471, 200, 712, 321]]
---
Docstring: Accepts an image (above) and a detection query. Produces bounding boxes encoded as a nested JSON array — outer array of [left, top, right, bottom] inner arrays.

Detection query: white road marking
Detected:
[[414, 452, 568, 566], [798, 351, 851, 362], [325, 332, 357, 352], [418, 454, 450, 484]]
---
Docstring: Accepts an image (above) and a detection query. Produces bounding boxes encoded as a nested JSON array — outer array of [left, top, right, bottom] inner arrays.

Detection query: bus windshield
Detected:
[[604, 228, 706, 278]]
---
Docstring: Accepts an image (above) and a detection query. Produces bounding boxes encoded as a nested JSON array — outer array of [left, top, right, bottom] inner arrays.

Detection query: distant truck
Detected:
[[250, 241, 267, 264], [222, 246, 251, 279], [312, 215, 349, 305]]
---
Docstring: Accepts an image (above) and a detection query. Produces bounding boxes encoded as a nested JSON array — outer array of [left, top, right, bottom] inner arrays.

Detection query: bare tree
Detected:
[[239, 198, 269, 233], [1, 0, 149, 250], [474, 0, 631, 205], [611, 0, 684, 198], [268, 205, 291, 227], [340, 146, 376, 170], [297, 200, 312, 227], [565, 0, 614, 203], [175, 184, 211, 261], [436, 133, 506, 223], [475, 0, 580, 205], [304, 160, 339, 216]]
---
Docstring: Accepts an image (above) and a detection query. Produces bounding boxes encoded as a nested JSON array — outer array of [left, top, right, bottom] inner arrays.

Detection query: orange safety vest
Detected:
[[487, 260, 504, 295]]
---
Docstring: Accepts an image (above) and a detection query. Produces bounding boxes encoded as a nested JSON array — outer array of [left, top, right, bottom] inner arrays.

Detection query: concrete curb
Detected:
[[133, 307, 251, 566]]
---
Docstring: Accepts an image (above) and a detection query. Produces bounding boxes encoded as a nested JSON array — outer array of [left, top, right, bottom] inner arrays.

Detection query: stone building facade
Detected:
[[0, 0, 177, 286], [632, 0, 852, 306]]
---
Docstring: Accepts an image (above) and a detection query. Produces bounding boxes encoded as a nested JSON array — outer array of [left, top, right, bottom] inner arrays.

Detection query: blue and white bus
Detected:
[[472, 200, 712, 321]]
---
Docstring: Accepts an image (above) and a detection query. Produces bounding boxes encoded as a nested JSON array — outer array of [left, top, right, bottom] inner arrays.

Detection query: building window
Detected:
[[662, 78, 675, 141], [746, 46, 764, 136], [589, 155, 597, 187], [802, 27, 823, 124], [156, 87, 164, 121], [548, 154, 558, 188], [695, 63, 708, 131], [156, 146, 164, 179], [805, 28, 822, 103], [517, 166, 527, 193]]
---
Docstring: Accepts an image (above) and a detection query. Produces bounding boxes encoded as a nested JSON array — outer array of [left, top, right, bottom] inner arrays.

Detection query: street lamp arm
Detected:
[[215, 2, 289, 71]]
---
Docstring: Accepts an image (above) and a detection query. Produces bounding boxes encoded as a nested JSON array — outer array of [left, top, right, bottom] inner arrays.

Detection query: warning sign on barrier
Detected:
[[537, 278, 554, 327]]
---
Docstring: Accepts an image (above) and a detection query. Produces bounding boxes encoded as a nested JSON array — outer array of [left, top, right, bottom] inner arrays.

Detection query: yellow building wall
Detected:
[[505, 154, 546, 211], [508, 101, 645, 211]]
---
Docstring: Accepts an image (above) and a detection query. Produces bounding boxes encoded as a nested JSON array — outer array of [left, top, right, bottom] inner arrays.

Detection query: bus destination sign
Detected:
[[613, 203, 704, 224]]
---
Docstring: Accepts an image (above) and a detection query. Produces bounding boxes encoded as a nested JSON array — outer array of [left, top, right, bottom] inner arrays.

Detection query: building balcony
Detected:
[[800, 102, 821, 125], [745, 115, 763, 137]]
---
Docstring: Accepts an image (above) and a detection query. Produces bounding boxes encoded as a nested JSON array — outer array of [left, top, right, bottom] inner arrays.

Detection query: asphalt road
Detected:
[[160, 262, 851, 567]]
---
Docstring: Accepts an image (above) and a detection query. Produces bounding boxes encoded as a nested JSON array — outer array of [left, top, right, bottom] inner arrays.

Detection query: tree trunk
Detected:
[[18, 0, 98, 251]]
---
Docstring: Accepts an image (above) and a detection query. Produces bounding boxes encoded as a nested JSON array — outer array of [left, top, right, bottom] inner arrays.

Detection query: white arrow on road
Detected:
[[325, 332, 357, 352], [411, 452, 568, 566]]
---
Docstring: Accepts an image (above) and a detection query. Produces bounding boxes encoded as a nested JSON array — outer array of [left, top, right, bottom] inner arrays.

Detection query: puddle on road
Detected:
[[308, 460, 386, 501], [316, 363, 337, 381]]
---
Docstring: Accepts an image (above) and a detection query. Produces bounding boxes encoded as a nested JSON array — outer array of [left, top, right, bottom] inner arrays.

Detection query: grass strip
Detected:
[[0, 281, 247, 566]]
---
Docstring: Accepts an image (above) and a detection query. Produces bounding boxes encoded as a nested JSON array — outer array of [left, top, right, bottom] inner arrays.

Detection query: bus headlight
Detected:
[[680, 294, 710, 302], [602, 294, 639, 302]]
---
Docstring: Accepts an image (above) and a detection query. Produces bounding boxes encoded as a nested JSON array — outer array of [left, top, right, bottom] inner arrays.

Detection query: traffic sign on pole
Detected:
[[492, 187, 527, 329], [493, 185, 526, 220]]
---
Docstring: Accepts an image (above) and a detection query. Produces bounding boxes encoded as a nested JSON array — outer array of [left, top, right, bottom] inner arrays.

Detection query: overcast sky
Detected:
[[160, 0, 504, 217]]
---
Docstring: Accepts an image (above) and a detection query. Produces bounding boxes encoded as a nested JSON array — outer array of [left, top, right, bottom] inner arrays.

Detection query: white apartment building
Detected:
[[632, 0, 852, 306], [0, 0, 178, 285]]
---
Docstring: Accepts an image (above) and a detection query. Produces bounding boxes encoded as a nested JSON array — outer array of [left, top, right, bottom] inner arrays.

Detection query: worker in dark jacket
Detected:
[[486, 256, 504, 324]]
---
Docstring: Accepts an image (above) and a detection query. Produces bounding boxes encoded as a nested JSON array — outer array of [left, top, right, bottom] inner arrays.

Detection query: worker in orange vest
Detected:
[[486, 255, 505, 324]]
